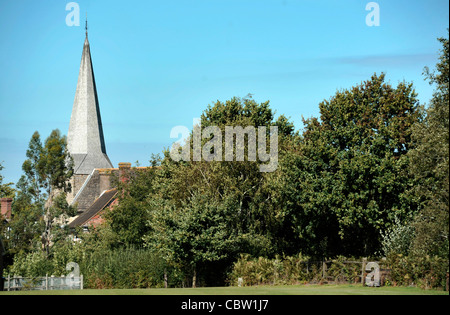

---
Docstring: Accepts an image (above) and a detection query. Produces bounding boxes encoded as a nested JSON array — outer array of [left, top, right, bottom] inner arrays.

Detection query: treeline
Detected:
[[1, 34, 448, 289]]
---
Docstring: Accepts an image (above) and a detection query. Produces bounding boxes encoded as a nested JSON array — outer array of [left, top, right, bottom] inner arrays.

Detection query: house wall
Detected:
[[0, 198, 12, 220]]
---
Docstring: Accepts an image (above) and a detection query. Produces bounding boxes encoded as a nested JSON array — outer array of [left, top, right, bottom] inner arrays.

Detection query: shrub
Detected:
[[6, 245, 181, 289], [228, 254, 321, 286], [229, 253, 448, 290], [327, 256, 361, 283], [7, 251, 52, 278], [80, 247, 174, 289], [386, 253, 448, 289], [380, 217, 415, 256]]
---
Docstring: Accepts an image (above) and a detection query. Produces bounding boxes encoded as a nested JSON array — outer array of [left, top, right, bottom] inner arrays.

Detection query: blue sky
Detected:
[[0, 0, 448, 184]]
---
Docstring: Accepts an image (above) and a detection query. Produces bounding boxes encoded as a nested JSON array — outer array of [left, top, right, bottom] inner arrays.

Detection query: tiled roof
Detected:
[[69, 188, 118, 228]]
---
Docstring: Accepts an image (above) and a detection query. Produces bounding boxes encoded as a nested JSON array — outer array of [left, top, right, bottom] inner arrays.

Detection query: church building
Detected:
[[66, 23, 132, 229]]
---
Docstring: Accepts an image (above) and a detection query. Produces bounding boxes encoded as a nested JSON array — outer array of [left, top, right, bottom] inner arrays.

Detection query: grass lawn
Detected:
[[1, 284, 448, 295]]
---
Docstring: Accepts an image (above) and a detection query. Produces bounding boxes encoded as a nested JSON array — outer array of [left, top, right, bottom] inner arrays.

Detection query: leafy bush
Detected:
[[326, 256, 361, 283], [380, 217, 415, 256], [229, 254, 448, 290], [6, 245, 181, 289], [228, 254, 321, 286], [386, 253, 448, 289], [80, 247, 178, 289], [8, 251, 52, 278]]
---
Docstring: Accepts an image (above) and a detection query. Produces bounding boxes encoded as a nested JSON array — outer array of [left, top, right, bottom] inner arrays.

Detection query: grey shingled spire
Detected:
[[67, 22, 113, 174]]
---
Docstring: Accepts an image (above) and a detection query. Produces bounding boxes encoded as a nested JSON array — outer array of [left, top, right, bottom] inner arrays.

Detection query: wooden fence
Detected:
[[320, 258, 388, 286], [231, 256, 391, 287]]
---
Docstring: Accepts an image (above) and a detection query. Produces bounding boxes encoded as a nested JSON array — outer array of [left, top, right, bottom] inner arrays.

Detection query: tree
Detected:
[[272, 73, 422, 257], [409, 33, 449, 259], [0, 162, 14, 199], [144, 192, 239, 287], [39, 129, 73, 196], [143, 97, 295, 285], [3, 133, 46, 256], [4, 175, 44, 256], [21, 131, 45, 204], [39, 129, 75, 255], [8, 130, 75, 257], [104, 165, 158, 247]]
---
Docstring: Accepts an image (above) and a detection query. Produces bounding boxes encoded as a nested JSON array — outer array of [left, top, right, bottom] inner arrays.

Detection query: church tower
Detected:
[[66, 21, 115, 212], [67, 21, 113, 176]]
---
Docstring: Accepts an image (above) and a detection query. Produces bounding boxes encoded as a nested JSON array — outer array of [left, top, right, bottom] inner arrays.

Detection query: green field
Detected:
[[0, 284, 448, 295]]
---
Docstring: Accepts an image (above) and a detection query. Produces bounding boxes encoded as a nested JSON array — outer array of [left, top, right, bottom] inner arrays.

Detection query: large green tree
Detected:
[[104, 162, 159, 247], [409, 33, 449, 259], [40, 129, 75, 255], [271, 73, 422, 257], [5, 132, 46, 256], [143, 97, 295, 286], [7, 130, 75, 257]]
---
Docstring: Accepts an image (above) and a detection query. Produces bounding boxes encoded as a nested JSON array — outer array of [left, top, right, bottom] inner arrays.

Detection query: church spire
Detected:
[[67, 24, 113, 175], [85, 14, 88, 38]]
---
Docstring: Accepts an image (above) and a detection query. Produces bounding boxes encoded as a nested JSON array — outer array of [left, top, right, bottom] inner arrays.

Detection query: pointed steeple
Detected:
[[67, 25, 113, 175], [85, 13, 88, 38]]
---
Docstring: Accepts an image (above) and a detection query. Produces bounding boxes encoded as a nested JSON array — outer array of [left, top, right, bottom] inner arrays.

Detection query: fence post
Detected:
[[81, 274, 84, 290], [164, 269, 168, 289], [361, 258, 367, 285], [7, 274, 10, 291], [446, 272, 449, 292], [322, 261, 327, 279], [45, 274, 48, 290]]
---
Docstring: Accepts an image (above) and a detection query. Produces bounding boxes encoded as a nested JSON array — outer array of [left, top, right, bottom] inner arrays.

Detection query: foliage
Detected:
[[228, 254, 363, 286], [270, 73, 422, 257], [8, 250, 52, 278], [326, 256, 361, 284], [0, 162, 15, 199], [144, 192, 240, 285], [4, 130, 75, 259], [141, 97, 292, 286], [21, 131, 45, 204], [386, 253, 448, 289], [380, 216, 415, 256], [230, 253, 448, 289], [104, 165, 158, 247], [80, 247, 172, 289], [6, 237, 175, 289], [408, 33, 449, 261], [39, 129, 73, 195]]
